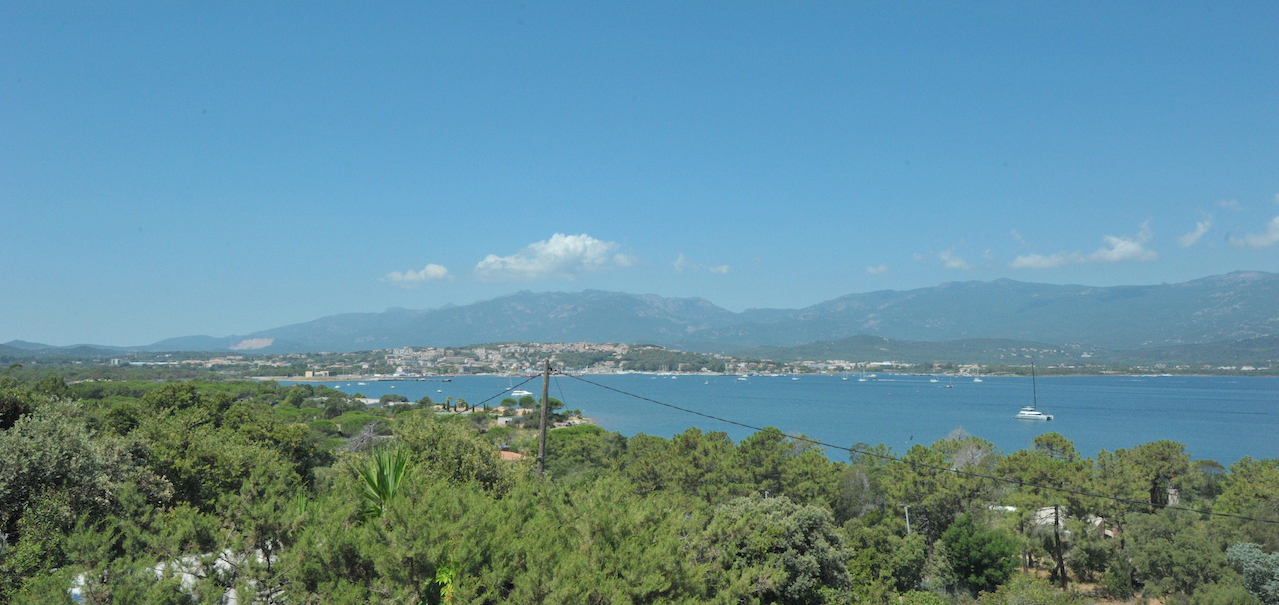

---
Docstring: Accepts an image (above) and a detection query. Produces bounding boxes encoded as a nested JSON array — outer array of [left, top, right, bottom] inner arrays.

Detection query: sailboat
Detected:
[[1014, 362, 1053, 420]]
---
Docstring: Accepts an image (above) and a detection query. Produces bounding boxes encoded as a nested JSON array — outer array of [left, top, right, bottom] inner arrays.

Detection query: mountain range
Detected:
[[5, 271, 1277, 360]]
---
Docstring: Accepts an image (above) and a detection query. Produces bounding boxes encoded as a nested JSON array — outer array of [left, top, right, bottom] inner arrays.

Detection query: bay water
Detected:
[[322, 374, 1277, 464]]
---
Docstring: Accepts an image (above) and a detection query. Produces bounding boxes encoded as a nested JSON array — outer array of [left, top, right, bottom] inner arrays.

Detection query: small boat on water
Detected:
[[512, 390, 534, 397], [1014, 406, 1053, 421], [1014, 362, 1052, 420]]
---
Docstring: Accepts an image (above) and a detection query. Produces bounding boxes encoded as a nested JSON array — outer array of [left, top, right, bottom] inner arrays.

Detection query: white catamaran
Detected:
[[1014, 362, 1053, 420]]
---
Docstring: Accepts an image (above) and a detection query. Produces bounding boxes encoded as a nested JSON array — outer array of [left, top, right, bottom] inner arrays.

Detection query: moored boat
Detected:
[[1015, 362, 1053, 420], [1014, 405, 1053, 421]]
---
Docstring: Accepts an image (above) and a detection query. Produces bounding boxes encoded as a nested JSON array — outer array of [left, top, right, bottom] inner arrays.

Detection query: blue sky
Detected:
[[3, 2, 1277, 346]]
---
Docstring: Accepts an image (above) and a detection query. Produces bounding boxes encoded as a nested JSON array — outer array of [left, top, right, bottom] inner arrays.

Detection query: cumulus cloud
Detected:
[[474, 233, 629, 281], [939, 249, 974, 270], [1229, 216, 1279, 249], [1011, 223, 1157, 269], [384, 263, 453, 287], [1086, 223, 1157, 263], [1177, 219, 1212, 248], [673, 253, 692, 274], [865, 264, 888, 275], [673, 252, 729, 274], [1010, 252, 1079, 269]]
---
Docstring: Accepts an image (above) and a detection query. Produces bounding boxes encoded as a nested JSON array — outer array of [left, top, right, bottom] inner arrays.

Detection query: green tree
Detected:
[[1227, 542, 1279, 605], [1088, 446, 1150, 594], [1130, 440, 1191, 508], [1126, 509, 1228, 597], [843, 522, 927, 601], [833, 443, 895, 525], [1192, 583, 1265, 605], [620, 428, 743, 504], [543, 424, 627, 480], [1217, 458, 1279, 551], [884, 435, 999, 543], [393, 414, 512, 493], [212, 461, 309, 604], [940, 512, 1016, 596], [0, 400, 159, 548], [977, 574, 1088, 605], [0, 377, 42, 431], [996, 432, 1087, 589], [700, 493, 853, 604], [57, 485, 217, 604]]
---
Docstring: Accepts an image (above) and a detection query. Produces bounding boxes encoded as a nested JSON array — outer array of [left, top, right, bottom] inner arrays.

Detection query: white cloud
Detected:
[[1086, 222, 1156, 263], [474, 233, 628, 281], [912, 253, 926, 262], [865, 264, 888, 275], [1010, 229, 1028, 246], [1010, 223, 1157, 269], [939, 249, 973, 270], [1177, 219, 1212, 248], [384, 263, 453, 287], [673, 253, 692, 274], [1010, 252, 1080, 269], [673, 252, 729, 274], [1229, 216, 1279, 249], [1216, 199, 1243, 211]]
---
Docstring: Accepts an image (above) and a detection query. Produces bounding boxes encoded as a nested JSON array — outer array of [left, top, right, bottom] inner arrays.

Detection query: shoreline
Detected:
[[258, 370, 1277, 384]]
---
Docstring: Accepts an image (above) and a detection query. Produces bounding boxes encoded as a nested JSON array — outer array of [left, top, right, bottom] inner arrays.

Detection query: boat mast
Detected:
[[1031, 361, 1038, 410]]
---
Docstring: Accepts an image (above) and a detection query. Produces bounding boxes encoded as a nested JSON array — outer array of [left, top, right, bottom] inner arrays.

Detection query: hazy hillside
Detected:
[[728, 334, 1279, 369], [700, 271, 1279, 349], [13, 271, 1274, 357]]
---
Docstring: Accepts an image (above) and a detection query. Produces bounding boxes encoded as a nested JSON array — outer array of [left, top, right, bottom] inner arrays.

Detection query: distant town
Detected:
[[59, 340, 1272, 380]]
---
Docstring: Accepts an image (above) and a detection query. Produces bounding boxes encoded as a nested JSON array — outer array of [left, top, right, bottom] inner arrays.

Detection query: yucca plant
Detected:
[[357, 448, 409, 521]]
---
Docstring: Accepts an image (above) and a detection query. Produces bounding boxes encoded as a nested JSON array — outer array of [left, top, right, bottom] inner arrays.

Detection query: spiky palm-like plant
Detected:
[[357, 448, 408, 520]]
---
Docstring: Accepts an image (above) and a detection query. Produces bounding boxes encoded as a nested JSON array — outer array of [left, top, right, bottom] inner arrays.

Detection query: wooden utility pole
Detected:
[[536, 359, 551, 476]]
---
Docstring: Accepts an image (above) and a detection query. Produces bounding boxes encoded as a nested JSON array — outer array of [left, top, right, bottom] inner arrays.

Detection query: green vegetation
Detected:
[[0, 373, 1276, 603], [620, 346, 727, 373]]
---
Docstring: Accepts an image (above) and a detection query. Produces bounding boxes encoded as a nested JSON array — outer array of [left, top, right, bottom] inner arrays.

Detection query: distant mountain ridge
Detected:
[[7, 271, 1278, 356], [704, 271, 1279, 349]]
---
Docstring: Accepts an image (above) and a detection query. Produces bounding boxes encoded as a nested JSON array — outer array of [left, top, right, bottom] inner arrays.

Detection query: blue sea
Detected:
[[316, 374, 1277, 464]]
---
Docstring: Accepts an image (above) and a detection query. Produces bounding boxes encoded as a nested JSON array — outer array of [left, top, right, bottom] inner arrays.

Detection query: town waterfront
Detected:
[[321, 374, 1278, 464]]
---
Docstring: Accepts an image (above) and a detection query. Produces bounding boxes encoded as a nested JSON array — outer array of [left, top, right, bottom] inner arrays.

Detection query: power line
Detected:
[[472, 374, 543, 408], [562, 372, 1279, 525]]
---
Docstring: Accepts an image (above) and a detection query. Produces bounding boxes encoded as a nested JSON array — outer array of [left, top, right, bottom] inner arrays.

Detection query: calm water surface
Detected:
[[320, 374, 1277, 464]]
